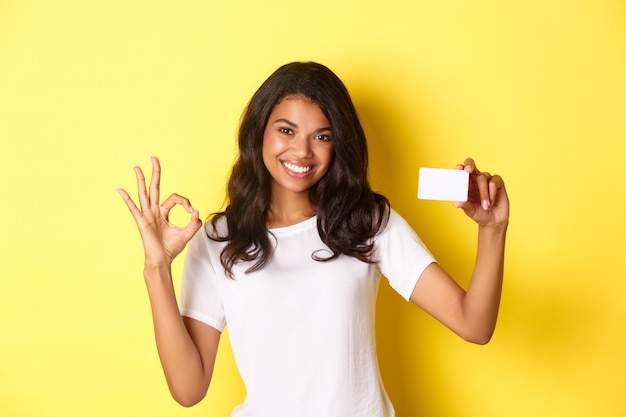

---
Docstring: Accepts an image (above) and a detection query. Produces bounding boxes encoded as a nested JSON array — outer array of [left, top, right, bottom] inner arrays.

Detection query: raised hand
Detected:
[[454, 158, 509, 228], [117, 157, 202, 267]]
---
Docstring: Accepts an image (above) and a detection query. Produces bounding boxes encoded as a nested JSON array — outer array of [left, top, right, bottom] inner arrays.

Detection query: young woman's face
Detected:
[[262, 96, 334, 199]]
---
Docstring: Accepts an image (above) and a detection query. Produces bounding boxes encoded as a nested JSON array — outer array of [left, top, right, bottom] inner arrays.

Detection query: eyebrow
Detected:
[[272, 118, 332, 133]]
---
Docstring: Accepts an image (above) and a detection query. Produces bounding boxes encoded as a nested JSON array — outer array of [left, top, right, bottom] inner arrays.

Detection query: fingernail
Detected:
[[482, 200, 490, 210]]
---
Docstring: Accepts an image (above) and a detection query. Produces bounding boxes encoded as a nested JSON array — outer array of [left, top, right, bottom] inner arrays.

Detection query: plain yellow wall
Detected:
[[1, 1, 625, 416]]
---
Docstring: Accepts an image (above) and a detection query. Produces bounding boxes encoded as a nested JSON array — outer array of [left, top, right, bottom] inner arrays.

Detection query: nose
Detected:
[[291, 134, 312, 158]]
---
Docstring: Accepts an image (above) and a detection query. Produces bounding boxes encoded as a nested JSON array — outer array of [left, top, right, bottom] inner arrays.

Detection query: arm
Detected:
[[410, 158, 509, 344], [144, 265, 221, 406], [118, 157, 220, 406]]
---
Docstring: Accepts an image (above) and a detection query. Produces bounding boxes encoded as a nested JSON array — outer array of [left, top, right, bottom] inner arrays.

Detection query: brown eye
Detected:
[[315, 134, 332, 142]]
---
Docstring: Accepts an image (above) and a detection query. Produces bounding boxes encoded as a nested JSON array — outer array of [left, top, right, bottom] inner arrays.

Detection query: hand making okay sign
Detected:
[[117, 157, 202, 268]]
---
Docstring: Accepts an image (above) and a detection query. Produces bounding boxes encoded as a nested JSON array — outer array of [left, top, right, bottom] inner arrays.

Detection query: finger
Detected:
[[117, 188, 143, 221], [453, 198, 476, 219], [149, 157, 162, 207], [463, 158, 478, 174], [475, 172, 492, 210], [159, 193, 195, 223], [133, 166, 150, 210], [161, 193, 195, 213], [488, 174, 504, 205], [181, 210, 203, 240]]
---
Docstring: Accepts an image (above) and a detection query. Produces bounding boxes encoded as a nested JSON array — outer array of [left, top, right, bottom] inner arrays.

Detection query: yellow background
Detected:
[[1, 0, 625, 416]]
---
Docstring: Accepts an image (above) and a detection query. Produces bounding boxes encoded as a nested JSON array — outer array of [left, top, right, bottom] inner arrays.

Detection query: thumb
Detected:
[[181, 210, 203, 240]]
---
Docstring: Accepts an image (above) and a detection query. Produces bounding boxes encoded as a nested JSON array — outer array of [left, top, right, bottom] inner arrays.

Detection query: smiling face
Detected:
[[262, 96, 334, 202]]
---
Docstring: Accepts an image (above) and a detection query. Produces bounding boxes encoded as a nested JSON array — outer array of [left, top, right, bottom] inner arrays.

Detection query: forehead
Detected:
[[268, 96, 329, 125]]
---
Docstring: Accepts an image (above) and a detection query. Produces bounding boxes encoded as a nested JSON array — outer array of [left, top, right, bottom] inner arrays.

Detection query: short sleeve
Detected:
[[179, 228, 226, 332], [375, 209, 436, 300]]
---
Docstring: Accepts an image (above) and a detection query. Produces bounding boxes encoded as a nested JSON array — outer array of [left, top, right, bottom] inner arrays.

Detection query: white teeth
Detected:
[[283, 162, 312, 174]]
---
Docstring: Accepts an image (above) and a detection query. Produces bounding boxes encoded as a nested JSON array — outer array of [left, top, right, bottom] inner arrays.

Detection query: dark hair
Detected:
[[209, 61, 389, 277]]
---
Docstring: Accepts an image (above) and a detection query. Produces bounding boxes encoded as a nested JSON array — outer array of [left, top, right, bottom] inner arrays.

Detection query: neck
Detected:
[[267, 191, 316, 228]]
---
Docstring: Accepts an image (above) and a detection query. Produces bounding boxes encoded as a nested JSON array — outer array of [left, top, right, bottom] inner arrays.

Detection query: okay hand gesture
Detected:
[[118, 157, 202, 268]]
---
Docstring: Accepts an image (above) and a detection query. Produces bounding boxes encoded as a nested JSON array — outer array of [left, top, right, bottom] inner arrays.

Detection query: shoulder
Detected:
[[187, 215, 228, 254], [377, 207, 410, 236], [373, 208, 428, 253]]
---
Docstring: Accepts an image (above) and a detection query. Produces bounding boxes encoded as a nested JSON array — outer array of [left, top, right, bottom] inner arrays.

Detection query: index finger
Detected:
[[462, 158, 479, 175], [149, 156, 161, 206]]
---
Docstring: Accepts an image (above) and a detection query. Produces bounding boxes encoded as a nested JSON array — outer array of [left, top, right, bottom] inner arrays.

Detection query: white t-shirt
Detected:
[[180, 208, 435, 417]]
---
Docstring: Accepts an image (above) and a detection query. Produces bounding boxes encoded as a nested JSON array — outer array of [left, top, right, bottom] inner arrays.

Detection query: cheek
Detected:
[[313, 146, 335, 179], [261, 134, 276, 163], [320, 145, 335, 166], [262, 133, 285, 156], [261, 137, 272, 173]]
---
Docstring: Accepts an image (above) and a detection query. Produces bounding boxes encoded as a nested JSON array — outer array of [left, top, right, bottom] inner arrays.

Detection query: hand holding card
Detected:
[[417, 167, 469, 202]]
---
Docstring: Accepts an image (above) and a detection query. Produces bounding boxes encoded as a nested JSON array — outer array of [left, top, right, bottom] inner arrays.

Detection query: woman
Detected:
[[118, 61, 509, 416]]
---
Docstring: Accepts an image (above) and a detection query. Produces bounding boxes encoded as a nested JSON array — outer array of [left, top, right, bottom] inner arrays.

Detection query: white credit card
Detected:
[[417, 167, 469, 202]]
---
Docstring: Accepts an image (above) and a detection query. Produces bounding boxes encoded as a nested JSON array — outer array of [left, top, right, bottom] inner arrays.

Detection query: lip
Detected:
[[281, 161, 314, 177]]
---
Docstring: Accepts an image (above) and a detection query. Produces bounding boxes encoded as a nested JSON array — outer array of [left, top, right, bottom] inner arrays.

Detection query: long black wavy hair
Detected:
[[209, 61, 389, 277]]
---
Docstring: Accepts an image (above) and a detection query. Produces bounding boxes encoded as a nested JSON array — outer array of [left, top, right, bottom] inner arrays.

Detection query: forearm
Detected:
[[461, 222, 508, 344], [144, 264, 211, 406]]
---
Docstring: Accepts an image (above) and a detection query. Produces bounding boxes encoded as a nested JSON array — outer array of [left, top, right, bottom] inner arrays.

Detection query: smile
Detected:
[[282, 161, 312, 174]]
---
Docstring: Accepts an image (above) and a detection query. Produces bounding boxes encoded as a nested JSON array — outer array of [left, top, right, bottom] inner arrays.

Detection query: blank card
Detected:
[[417, 168, 469, 202]]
